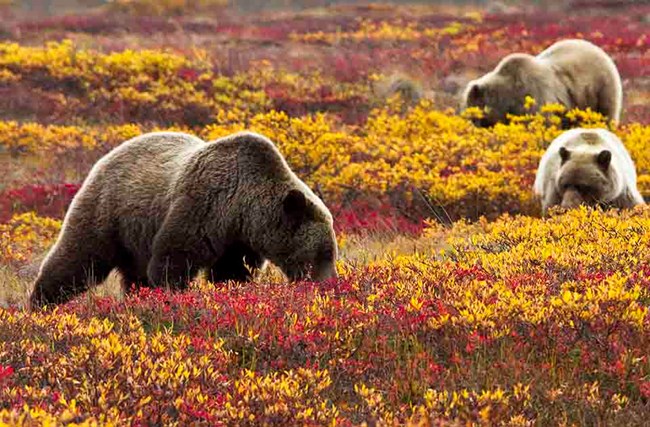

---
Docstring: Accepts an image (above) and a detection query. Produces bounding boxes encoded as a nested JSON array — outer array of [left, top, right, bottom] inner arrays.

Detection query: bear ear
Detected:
[[283, 189, 308, 223], [596, 150, 612, 170], [559, 147, 571, 164]]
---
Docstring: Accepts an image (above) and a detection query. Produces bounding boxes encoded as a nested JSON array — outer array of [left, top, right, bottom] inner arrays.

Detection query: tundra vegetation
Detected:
[[0, 1, 649, 425]]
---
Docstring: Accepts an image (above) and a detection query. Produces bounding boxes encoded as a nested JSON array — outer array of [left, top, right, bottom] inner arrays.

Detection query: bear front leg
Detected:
[[114, 246, 149, 295], [207, 241, 264, 283], [541, 182, 561, 216], [610, 189, 645, 210], [147, 199, 222, 290], [30, 244, 113, 309], [147, 249, 206, 290], [118, 268, 149, 295]]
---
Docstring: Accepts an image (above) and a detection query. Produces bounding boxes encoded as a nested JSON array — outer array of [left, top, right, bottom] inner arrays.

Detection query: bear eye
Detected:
[[575, 185, 591, 194]]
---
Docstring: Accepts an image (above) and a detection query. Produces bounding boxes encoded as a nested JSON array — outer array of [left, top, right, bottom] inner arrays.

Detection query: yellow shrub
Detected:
[[0, 213, 61, 267]]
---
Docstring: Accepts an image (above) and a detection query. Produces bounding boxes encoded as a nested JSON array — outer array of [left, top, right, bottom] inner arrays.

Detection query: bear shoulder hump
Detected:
[[208, 131, 289, 176], [495, 53, 538, 76], [233, 131, 284, 162]]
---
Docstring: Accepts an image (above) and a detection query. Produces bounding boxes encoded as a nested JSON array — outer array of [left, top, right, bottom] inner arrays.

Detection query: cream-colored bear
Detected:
[[462, 39, 623, 127], [533, 128, 644, 215]]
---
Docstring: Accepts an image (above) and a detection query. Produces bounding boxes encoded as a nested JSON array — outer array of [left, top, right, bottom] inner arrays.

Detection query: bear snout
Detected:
[[471, 116, 496, 128], [560, 188, 585, 209], [313, 261, 338, 282]]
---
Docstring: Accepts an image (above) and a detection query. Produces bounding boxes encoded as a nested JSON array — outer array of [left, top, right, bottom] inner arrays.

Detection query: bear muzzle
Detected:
[[313, 261, 338, 282], [560, 188, 586, 209], [471, 116, 497, 128]]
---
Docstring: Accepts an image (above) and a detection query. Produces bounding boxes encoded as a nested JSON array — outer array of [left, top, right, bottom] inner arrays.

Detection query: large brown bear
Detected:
[[29, 131, 339, 309], [533, 128, 644, 215], [461, 39, 623, 127]]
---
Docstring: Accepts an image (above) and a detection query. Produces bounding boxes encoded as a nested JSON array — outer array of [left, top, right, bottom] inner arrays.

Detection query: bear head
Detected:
[[224, 131, 340, 283], [270, 188, 338, 283], [462, 54, 542, 127], [554, 146, 615, 210]]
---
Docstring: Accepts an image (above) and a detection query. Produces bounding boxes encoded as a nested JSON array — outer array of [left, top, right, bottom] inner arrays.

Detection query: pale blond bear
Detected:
[[533, 128, 644, 215], [462, 39, 623, 127]]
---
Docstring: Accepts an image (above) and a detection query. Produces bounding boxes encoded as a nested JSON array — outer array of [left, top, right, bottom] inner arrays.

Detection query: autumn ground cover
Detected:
[[0, 0, 649, 425]]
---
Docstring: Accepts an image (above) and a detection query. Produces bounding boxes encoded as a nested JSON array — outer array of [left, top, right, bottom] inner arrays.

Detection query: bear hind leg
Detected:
[[597, 80, 622, 123], [30, 247, 114, 309], [207, 242, 264, 283]]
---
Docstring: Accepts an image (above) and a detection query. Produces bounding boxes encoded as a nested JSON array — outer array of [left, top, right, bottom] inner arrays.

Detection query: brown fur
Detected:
[[554, 147, 614, 210], [461, 39, 623, 127], [29, 131, 338, 309]]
